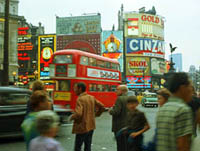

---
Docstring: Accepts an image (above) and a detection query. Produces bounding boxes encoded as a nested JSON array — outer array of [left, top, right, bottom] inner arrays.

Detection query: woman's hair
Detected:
[[157, 88, 171, 100], [32, 80, 44, 92], [36, 110, 60, 134], [30, 90, 48, 110]]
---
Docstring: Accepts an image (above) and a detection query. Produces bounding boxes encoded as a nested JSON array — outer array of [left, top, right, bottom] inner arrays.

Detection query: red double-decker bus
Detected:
[[49, 49, 122, 111]]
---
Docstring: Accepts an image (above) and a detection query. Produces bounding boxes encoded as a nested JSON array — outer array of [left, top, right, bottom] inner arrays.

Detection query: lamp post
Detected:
[[12, 71, 16, 85], [34, 70, 38, 80]]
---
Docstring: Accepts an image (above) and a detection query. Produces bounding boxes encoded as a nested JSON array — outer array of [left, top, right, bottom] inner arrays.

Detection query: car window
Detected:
[[145, 94, 156, 97], [0, 93, 30, 105]]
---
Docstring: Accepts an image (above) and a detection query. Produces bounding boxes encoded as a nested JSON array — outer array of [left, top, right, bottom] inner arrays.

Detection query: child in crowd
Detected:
[[117, 96, 150, 151], [29, 110, 63, 151], [21, 90, 52, 151]]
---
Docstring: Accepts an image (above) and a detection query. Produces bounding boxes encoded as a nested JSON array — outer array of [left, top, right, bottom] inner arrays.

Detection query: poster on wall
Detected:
[[126, 38, 165, 58], [101, 31, 123, 72], [151, 58, 166, 75], [126, 57, 150, 76], [56, 15, 101, 35], [38, 35, 56, 80]]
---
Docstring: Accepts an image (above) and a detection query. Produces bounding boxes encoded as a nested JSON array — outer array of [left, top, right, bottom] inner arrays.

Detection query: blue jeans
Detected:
[[74, 130, 94, 151]]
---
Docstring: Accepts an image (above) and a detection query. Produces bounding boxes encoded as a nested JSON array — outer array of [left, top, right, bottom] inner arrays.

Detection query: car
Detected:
[[141, 92, 158, 107], [0, 86, 70, 138], [0, 86, 31, 138], [127, 90, 135, 96]]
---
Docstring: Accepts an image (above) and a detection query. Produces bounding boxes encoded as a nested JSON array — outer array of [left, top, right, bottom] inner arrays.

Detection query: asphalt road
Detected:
[[0, 105, 158, 151]]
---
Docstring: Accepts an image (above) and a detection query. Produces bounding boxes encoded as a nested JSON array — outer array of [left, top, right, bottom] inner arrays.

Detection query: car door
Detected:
[[0, 92, 30, 136]]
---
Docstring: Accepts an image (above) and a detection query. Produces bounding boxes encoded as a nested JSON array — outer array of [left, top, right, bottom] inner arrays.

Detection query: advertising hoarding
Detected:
[[101, 31, 123, 72], [56, 14, 101, 35], [150, 58, 166, 75], [38, 35, 56, 80], [57, 34, 100, 54], [126, 75, 152, 89], [126, 57, 150, 76], [87, 68, 119, 80], [124, 13, 164, 40], [126, 38, 165, 58]]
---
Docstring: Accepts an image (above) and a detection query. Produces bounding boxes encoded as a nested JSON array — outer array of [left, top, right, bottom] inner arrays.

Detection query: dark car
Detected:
[[0, 86, 31, 138]]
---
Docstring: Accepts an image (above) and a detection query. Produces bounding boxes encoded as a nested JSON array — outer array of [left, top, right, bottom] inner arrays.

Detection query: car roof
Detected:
[[0, 86, 32, 94]]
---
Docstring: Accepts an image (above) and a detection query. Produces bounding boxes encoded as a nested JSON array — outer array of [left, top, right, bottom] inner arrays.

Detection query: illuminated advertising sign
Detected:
[[101, 31, 123, 72], [126, 38, 165, 58], [126, 57, 150, 76], [18, 35, 33, 61], [18, 27, 29, 35], [126, 76, 152, 89], [150, 58, 166, 75], [56, 14, 101, 35], [124, 13, 164, 40], [38, 35, 56, 80]]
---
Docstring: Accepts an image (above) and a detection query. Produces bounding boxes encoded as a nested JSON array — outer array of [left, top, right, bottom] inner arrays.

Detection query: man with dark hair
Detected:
[[70, 82, 105, 151], [156, 72, 193, 151]]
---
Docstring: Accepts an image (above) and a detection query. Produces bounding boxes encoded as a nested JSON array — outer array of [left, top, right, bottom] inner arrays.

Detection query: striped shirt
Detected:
[[156, 96, 193, 151]]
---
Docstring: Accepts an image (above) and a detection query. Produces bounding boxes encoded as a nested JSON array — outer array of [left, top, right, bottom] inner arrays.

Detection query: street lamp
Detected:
[[12, 71, 16, 85], [34, 70, 38, 80]]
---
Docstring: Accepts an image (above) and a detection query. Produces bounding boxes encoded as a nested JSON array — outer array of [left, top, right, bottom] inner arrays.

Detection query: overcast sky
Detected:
[[18, 0, 200, 71]]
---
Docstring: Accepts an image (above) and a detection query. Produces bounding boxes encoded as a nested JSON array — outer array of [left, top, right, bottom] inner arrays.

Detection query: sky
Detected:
[[18, 0, 200, 72]]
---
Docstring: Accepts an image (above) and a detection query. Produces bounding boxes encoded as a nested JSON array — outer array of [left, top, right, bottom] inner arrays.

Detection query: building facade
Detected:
[[0, 0, 21, 84], [118, 6, 166, 90]]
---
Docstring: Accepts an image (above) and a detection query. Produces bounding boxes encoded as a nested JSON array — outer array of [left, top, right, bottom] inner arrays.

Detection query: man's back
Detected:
[[109, 94, 128, 133], [72, 92, 104, 134], [156, 96, 193, 151]]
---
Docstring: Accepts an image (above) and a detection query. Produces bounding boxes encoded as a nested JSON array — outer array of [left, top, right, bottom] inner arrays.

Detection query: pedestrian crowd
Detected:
[[20, 72, 200, 151]]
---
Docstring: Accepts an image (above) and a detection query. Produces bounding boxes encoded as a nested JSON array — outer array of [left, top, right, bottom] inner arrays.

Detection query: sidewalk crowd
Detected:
[[20, 72, 200, 151]]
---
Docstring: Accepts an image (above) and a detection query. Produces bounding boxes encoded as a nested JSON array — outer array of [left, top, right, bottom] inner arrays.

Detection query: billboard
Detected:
[[101, 31, 123, 72], [150, 58, 166, 75], [38, 35, 56, 80], [126, 75, 152, 89], [56, 14, 101, 35], [126, 57, 150, 76], [124, 13, 164, 40], [126, 38, 165, 58], [57, 34, 100, 54]]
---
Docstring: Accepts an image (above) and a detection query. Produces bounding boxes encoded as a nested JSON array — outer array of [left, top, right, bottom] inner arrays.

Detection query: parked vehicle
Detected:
[[0, 86, 31, 138], [0, 86, 70, 138], [127, 90, 135, 96], [141, 92, 158, 107]]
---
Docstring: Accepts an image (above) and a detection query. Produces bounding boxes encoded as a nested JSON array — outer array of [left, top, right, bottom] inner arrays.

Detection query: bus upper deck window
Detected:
[[89, 58, 96, 66], [53, 55, 72, 64], [105, 62, 111, 69], [97, 60, 105, 68], [80, 56, 88, 65], [111, 63, 118, 70]]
